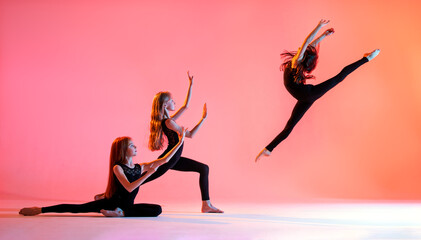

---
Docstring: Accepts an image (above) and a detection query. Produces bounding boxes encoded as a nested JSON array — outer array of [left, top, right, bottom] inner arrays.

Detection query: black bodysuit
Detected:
[[265, 57, 369, 152], [41, 163, 161, 217], [142, 119, 210, 200]]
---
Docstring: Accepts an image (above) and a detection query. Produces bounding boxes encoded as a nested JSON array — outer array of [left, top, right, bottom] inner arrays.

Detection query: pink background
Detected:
[[1, 0, 421, 204]]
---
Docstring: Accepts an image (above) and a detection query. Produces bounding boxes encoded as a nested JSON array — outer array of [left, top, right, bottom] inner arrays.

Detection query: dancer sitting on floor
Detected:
[[256, 19, 380, 162], [19, 129, 185, 217]]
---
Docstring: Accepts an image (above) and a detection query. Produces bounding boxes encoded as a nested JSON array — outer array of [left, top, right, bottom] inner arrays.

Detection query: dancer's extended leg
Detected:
[[20, 199, 119, 216], [265, 101, 313, 153], [306, 57, 369, 102], [141, 147, 183, 185], [41, 199, 116, 214]]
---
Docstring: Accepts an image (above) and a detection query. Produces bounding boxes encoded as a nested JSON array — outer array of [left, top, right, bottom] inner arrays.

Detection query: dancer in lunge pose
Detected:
[[148, 72, 223, 213], [255, 19, 380, 162], [19, 130, 185, 217]]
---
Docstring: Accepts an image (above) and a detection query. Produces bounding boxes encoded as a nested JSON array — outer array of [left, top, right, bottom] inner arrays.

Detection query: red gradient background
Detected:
[[1, 0, 421, 204]]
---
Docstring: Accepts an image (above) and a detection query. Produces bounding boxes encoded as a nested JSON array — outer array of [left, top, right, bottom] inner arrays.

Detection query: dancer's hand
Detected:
[[318, 19, 330, 27], [323, 28, 334, 36], [187, 71, 193, 86], [94, 193, 105, 201], [148, 163, 160, 173], [148, 158, 166, 170], [178, 127, 187, 143], [143, 161, 162, 173], [202, 103, 207, 119]]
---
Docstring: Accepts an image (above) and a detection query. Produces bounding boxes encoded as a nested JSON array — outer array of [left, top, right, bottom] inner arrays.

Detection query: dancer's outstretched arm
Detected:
[[292, 19, 330, 68], [115, 129, 186, 193], [142, 128, 187, 172], [166, 103, 207, 138], [171, 71, 194, 120], [310, 28, 334, 47]]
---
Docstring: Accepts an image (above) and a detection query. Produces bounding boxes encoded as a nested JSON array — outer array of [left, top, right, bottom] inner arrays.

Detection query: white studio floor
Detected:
[[1, 199, 421, 240]]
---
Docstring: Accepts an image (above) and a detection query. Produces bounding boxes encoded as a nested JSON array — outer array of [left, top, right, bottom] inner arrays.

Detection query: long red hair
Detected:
[[104, 136, 131, 199], [280, 45, 319, 84], [148, 92, 171, 151]]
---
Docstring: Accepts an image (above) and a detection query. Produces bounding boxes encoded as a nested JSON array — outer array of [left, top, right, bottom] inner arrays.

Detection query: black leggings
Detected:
[[143, 146, 210, 200], [41, 199, 162, 217], [266, 57, 369, 152]]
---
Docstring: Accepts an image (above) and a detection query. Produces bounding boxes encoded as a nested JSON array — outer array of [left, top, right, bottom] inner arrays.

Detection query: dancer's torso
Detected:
[[284, 64, 312, 101], [113, 163, 144, 206], [160, 118, 184, 157]]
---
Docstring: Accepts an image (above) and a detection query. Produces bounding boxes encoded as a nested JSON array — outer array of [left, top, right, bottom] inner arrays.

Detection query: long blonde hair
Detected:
[[148, 91, 171, 151], [105, 136, 131, 199]]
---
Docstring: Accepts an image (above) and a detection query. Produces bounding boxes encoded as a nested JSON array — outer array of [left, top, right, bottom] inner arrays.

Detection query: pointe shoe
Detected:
[[364, 49, 380, 61], [255, 148, 271, 162]]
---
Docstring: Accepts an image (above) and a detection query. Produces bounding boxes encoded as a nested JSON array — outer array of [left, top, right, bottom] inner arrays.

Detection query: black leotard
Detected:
[[41, 163, 161, 217], [112, 164, 145, 209], [142, 119, 211, 200], [265, 57, 369, 152], [141, 119, 184, 184]]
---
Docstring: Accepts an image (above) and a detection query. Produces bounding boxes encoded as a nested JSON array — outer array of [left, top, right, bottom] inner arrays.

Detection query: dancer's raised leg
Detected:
[[364, 49, 380, 61]]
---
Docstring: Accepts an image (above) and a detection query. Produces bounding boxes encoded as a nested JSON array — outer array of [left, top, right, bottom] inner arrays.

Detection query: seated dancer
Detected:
[[19, 129, 185, 217]]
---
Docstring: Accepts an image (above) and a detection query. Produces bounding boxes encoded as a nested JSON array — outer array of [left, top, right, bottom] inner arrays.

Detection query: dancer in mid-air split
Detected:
[[255, 19, 380, 162], [147, 72, 223, 213], [19, 131, 185, 217]]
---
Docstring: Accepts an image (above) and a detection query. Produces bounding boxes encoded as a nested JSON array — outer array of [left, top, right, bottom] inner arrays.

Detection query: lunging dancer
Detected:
[[255, 19, 380, 162], [19, 130, 185, 217], [148, 72, 223, 213], [93, 73, 222, 213]]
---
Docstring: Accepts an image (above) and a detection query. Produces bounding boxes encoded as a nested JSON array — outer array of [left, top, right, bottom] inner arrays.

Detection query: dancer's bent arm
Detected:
[[142, 127, 187, 172], [166, 103, 207, 138], [115, 129, 186, 193], [292, 19, 329, 68], [171, 72, 194, 120]]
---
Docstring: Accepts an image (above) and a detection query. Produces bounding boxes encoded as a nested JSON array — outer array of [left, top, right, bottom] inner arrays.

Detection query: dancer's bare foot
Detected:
[[19, 207, 42, 216], [202, 200, 223, 213], [94, 193, 105, 201], [100, 208, 124, 217], [364, 49, 380, 61], [255, 148, 271, 162]]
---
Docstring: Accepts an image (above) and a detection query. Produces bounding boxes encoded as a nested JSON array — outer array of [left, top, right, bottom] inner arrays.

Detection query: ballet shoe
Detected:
[[364, 49, 380, 61], [255, 148, 271, 162]]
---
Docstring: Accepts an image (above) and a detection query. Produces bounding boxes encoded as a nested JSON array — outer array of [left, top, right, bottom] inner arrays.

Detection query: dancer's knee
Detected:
[[152, 205, 162, 216], [200, 164, 209, 175]]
